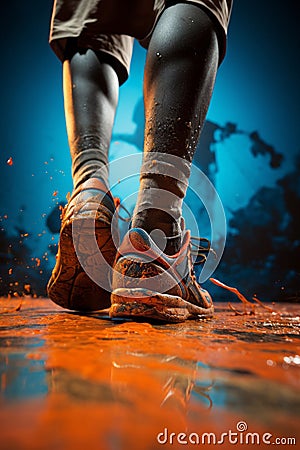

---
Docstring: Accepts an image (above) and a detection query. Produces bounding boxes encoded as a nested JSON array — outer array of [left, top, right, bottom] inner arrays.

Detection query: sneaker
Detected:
[[47, 178, 119, 311], [110, 228, 214, 322]]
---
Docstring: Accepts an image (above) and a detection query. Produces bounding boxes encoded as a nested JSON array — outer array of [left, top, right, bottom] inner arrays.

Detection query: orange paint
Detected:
[[209, 277, 277, 315], [210, 277, 251, 304], [0, 297, 299, 450], [24, 284, 31, 293]]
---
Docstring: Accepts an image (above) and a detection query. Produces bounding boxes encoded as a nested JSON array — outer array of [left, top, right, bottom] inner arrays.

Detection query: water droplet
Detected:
[[267, 359, 275, 367], [283, 355, 300, 365]]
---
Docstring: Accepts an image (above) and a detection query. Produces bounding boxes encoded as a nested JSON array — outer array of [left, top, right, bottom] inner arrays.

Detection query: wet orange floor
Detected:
[[0, 297, 299, 450]]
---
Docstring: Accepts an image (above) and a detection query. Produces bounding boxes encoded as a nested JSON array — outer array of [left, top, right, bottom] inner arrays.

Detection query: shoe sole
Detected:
[[47, 217, 115, 311], [110, 288, 214, 323]]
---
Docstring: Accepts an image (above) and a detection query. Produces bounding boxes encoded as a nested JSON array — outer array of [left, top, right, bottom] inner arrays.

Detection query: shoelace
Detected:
[[113, 197, 132, 222], [59, 193, 132, 223], [190, 236, 216, 265]]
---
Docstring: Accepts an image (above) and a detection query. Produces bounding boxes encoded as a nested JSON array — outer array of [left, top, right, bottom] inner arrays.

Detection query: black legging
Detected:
[[62, 3, 219, 252]]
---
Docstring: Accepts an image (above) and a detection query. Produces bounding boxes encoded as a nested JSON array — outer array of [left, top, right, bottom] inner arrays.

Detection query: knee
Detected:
[[68, 48, 110, 85], [63, 46, 119, 106], [148, 4, 219, 63]]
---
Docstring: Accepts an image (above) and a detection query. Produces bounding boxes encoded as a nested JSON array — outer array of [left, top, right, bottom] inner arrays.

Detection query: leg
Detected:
[[63, 45, 119, 189], [48, 44, 120, 311], [132, 3, 219, 254], [110, 3, 219, 321]]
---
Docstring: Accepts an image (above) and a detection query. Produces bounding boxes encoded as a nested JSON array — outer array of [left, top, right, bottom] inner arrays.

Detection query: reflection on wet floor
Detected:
[[0, 298, 299, 449]]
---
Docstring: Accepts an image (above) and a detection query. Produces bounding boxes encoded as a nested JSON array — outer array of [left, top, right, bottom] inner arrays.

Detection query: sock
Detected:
[[132, 151, 190, 254], [71, 137, 109, 191]]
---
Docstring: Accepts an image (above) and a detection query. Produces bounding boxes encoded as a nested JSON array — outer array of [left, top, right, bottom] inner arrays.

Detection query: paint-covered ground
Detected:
[[0, 297, 299, 450]]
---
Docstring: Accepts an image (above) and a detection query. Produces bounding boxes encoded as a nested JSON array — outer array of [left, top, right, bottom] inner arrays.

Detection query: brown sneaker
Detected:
[[47, 178, 119, 311], [110, 228, 214, 322]]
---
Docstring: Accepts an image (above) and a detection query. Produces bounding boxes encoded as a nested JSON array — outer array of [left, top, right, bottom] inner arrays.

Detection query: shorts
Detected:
[[49, 0, 233, 84]]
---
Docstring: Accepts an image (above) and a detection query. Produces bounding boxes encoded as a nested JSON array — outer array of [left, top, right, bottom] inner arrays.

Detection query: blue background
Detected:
[[0, 1, 299, 301]]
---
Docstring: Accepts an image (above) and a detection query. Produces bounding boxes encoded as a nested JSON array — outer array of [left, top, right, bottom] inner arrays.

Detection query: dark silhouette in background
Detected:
[[113, 98, 284, 180], [213, 154, 300, 302]]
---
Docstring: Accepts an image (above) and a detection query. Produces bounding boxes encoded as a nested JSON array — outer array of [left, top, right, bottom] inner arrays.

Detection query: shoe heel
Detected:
[[110, 288, 193, 322]]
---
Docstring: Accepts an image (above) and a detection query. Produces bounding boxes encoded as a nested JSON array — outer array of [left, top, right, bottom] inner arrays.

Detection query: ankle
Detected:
[[131, 210, 182, 255]]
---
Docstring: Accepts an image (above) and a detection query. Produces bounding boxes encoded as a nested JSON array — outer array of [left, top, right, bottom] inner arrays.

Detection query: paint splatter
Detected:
[[209, 277, 276, 315]]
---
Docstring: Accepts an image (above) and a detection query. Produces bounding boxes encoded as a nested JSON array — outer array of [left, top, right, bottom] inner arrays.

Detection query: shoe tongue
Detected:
[[128, 228, 151, 252]]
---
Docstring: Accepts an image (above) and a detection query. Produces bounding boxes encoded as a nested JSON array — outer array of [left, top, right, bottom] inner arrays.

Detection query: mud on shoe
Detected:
[[47, 179, 119, 311], [110, 228, 214, 323]]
